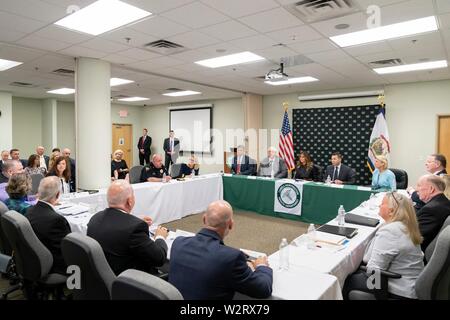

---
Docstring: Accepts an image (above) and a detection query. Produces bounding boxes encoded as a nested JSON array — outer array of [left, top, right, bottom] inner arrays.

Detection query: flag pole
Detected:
[[281, 101, 294, 175]]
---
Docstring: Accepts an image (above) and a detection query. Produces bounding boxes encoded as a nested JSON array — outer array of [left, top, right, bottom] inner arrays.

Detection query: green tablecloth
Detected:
[[223, 175, 377, 224]]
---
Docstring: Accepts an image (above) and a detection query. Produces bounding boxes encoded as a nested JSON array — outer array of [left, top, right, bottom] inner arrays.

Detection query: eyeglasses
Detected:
[[388, 191, 400, 207]]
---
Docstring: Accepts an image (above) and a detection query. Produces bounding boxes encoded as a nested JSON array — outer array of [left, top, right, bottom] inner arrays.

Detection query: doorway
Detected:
[[112, 124, 133, 167], [437, 115, 450, 166]]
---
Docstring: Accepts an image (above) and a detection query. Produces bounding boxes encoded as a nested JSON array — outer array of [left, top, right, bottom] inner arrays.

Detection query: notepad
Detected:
[[314, 231, 347, 246], [316, 224, 358, 238]]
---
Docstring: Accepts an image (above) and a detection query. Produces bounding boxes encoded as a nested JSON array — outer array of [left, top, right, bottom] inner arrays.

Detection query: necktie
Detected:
[[236, 157, 241, 173], [333, 166, 338, 181], [170, 139, 174, 152]]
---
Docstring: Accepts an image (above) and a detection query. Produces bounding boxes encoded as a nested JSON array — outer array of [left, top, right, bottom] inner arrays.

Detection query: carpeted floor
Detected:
[[0, 210, 308, 300]]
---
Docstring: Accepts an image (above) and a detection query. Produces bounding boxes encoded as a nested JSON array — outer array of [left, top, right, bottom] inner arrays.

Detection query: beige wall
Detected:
[[57, 101, 76, 156], [141, 97, 244, 174], [262, 79, 450, 185], [12, 97, 42, 159]]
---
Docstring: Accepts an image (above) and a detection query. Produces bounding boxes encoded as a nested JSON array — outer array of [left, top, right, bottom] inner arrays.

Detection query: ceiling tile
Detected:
[[343, 41, 392, 57], [354, 0, 408, 8], [102, 53, 137, 65], [101, 27, 157, 48], [200, 0, 280, 18], [310, 12, 368, 37], [0, 0, 66, 23], [122, 0, 196, 14], [438, 13, 450, 29], [115, 48, 161, 61], [17, 54, 74, 73], [0, 28, 26, 43], [229, 34, 277, 50], [167, 31, 220, 49], [0, 44, 46, 63], [239, 8, 303, 33], [305, 49, 352, 64], [78, 38, 130, 54], [170, 49, 216, 63], [289, 39, 338, 54], [436, 0, 450, 14], [266, 25, 322, 44], [378, 0, 435, 26], [197, 43, 244, 56], [388, 32, 445, 58], [255, 45, 297, 60], [33, 25, 93, 44], [0, 12, 47, 34], [161, 2, 229, 29], [58, 45, 107, 59], [130, 16, 190, 38], [17, 34, 72, 52], [199, 20, 258, 41]]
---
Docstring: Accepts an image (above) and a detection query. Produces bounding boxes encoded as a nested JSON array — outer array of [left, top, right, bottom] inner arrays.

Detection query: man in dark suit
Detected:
[[409, 154, 447, 210], [415, 174, 450, 251], [36, 146, 49, 171], [163, 130, 180, 170], [26, 176, 71, 275], [87, 180, 169, 276], [9, 148, 27, 168], [169, 200, 273, 300], [137, 128, 152, 165], [231, 145, 257, 176], [323, 152, 356, 184], [62, 148, 76, 192], [1, 150, 9, 170]]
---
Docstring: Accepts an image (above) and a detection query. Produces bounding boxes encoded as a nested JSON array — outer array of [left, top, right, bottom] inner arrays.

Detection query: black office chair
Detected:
[[424, 215, 450, 263], [29, 173, 44, 195], [1, 210, 67, 300], [129, 165, 143, 184], [389, 168, 408, 190], [313, 164, 323, 182], [61, 233, 116, 300], [112, 269, 183, 300]]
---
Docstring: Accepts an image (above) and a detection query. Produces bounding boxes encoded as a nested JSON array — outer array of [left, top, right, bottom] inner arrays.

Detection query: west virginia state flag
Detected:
[[367, 107, 391, 173]]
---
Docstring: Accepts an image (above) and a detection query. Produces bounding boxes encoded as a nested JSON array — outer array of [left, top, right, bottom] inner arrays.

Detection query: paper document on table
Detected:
[[240, 248, 266, 260], [58, 204, 89, 216], [314, 231, 347, 246], [357, 186, 372, 191], [175, 229, 195, 237]]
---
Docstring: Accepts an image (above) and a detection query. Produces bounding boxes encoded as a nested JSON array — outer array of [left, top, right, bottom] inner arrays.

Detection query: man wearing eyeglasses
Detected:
[[415, 174, 450, 251]]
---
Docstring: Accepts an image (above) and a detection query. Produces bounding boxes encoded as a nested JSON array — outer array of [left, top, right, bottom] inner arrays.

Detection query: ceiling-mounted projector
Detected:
[[265, 62, 288, 82]]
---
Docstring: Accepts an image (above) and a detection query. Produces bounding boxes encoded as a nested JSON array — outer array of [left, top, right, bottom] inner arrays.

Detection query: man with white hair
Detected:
[[0, 150, 9, 170], [0, 160, 25, 202], [257, 146, 287, 178], [87, 180, 169, 275], [415, 174, 450, 251], [169, 200, 273, 300], [36, 146, 49, 170], [26, 176, 71, 275]]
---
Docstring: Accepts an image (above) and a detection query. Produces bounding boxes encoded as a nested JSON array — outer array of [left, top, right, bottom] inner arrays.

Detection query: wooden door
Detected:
[[438, 116, 450, 165], [112, 124, 133, 167]]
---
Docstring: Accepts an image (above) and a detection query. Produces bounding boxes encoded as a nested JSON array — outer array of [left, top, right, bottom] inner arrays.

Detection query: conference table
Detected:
[[223, 174, 379, 224]]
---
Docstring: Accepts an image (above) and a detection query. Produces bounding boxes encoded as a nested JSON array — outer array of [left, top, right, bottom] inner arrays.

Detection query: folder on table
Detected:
[[344, 213, 380, 227], [316, 224, 358, 238]]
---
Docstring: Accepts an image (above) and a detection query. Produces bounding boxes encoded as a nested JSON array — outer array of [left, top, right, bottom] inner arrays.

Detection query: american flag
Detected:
[[279, 110, 295, 170]]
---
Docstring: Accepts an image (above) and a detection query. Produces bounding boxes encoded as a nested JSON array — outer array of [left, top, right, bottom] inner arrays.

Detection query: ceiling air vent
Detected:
[[369, 58, 403, 67], [51, 68, 75, 77], [165, 88, 182, 91], [285, 0, 358, 23], [9, 81, 37, 88], [112, 94, 130, 99], [143, 40, 185, 55]]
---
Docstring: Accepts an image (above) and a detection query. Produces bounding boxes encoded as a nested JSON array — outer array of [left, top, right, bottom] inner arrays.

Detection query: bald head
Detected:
[[203, 200, 234, 239], [107, 180, 134, 212], [62, 148, 71, 157], [416, 174, 446, 203]]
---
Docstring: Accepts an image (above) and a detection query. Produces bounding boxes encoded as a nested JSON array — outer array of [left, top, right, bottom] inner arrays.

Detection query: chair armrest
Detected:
[[359, 265, 402, 279]]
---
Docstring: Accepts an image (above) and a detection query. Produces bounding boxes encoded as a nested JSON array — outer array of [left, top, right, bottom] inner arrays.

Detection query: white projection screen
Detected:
[[169, 105, 212, 153]]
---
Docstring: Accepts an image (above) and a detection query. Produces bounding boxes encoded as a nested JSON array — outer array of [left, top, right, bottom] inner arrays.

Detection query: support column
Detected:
[[42, 98, 58, 151], [75, 57, 111, 190], [242, 93, 263, 162], [0, 92, 13, 150]]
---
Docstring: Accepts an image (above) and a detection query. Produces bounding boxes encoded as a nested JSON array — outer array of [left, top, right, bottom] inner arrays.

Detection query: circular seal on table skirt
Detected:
[[277, 183, 301, 209]]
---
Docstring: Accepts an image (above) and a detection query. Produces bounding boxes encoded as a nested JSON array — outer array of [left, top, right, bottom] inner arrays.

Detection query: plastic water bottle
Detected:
[[279, 238, 289, 271], [270, 168, 274, 179], [162, 172, 166, 183], [326, 175, 332, 185], [337, 205, 346, 226], [190, 169, 195, 178], [307, 224, 316, 249]]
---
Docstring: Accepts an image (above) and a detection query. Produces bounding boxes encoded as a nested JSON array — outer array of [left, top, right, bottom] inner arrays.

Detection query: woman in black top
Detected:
[[294, 151, 320, 181], [111, 149, 129, 180]]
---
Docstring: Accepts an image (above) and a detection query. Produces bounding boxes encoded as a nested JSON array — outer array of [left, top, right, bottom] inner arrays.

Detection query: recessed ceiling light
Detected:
[[110, 77, 134, 86], [373, 60, 447, 74], [163, 90, 201, 97], [0, 58, 23, 71], [117, 96, 149, 102], [330, 16, 438, 47], [195, 51, 265, 68], [47, 88, 75, 95], [264, 76, 319, 86], [54, 0, 152, 36]]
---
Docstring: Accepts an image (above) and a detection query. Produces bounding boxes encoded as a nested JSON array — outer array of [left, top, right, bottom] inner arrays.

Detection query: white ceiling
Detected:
[[0, 0, 449, 105]]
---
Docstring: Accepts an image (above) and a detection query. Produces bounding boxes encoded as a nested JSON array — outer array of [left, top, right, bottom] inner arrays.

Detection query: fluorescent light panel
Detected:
[[374, 60, 448, 74], [47, 88, 75, 95], [118, 97, 149, 102], [330, 16, 438, 47], [54, 0, 152, 36], [163, 90, 201, 97], [265, 76, 319, 86], [110, 77, 134, 86], [0, 58, 23, 71], [195, 51, 264, 68]]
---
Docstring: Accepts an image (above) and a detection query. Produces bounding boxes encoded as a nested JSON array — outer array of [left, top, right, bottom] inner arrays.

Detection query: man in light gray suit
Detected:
[[257, 147, 287, 179]]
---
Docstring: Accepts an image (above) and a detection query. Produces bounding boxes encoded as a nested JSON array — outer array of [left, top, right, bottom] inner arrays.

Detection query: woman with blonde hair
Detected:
[[371, 155, 396, 191], [111, 149, 129, 180], [4, 173, 33, 215], [48, 149, 61, 171], [343, 192, 424, 299]]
